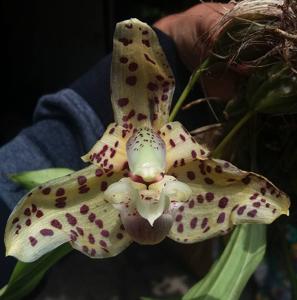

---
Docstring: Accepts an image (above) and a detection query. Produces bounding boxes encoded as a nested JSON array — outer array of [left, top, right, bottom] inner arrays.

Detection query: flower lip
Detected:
[[128, 172, 164, 186]]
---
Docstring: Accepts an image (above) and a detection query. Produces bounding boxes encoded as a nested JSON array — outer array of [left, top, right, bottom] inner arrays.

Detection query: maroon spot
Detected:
[[80, 204, 89, 215], [260, 188, 266, 195], [179, 206, 184, 212], [40, 228, 54, 236], [12, 217, 19, 224], [247, 209, 257, 217], [217, 212, 225, 223], [95, 169, 103, 177], [99, 240, 107, 248], [137, 113, 147, 121], [95, 219, 103, 228], [177, 223, 184, 233], [218, 197, 228, 208], [82, 245, 89, 253], [253, 202, 261, 208], [76, 227, 84, 236], [55, 198, 67, 209], [24, 208, 31, 216], [65, 213, 77, 226], [201, 218, 208, 229], [204, 177, 214, 185], [187, 171, 195, 180], [119, 38, 133, 46], [200, 149, 206, 156], [101, 229, 110, 237], [190, 217, 198, 229], [29, 236, 38, 246], [51, 219, 62, 229], [56, 188, 65, 196], [166, 124, 172, 130], [147, 82, 158, 91], [32, 204, 37, 213], [114, 141, 119, 148], [206, 166, 212, 173], [249, 193, 259, 200], [101, 181, 108, 191], [175, 214, 183, 222], [205, 192, 214, 202], [42, 187, 51, 195], [237, 205, 247, 215], [117, 232, 123, 240], [161, 94, 168, 101], [142, 30, 148, 35], [156, 75, 164, 81], [36, 210, 44, 218], [242, 176, 251, 185], [191, 150, 197, 159], [77, 176, 87, 185], [88, 213, 96, 223], [265, 203, 270, 208], [196, 195, 204, 203], [188, 199, 195, 208], [125, 23, 133, 29], [119, 56, 128, 64], [123, 109, 135, 121], [126, 76, 137, 86], [109, 127, 115, 135], [128, 62, 138, 71], [25, 219, 31, 226], [142, 39, 150, 47], [272, 208, 276, 214], [88, 234, 95, 244], [79, 185, 90, 194], [144, 53, 156, 64], [215, 165, 223, 173], [180, 134, 186, 141], [169, 139, 176, 147], [90, 249, 96, 256], [203, 226, 210, 233]]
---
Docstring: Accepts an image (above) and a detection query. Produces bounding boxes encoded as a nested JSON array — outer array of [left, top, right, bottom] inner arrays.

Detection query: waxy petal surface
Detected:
[[81, 123, 130, 173], [159, 121, 209, 170], [5, 165, 132, 262], [167, 159, 290, 243], [111, 18, 175, 130]]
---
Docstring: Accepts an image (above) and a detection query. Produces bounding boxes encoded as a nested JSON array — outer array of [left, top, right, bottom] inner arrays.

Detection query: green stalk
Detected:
[[212, 110, 255, 158], [169, 59, 210, 122]]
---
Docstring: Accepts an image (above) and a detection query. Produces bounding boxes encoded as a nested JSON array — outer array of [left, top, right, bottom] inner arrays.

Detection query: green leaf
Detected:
[[0, 244, 72, 300], [182, 224, 266, 300], [10, 168, 73, 189], [1, 168, 74, 300]]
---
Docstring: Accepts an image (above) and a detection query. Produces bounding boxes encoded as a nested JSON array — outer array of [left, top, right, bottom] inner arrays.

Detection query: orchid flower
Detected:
[[5, 19, 290, 262]]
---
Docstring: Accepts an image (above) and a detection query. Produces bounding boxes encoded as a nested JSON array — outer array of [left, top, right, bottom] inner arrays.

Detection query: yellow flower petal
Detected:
[[5, 165, 132, 262], [111, 18, 175, 129], [159, 121, 209, 170], [167, 159, 290, 243], [81, 123, 130, 173]]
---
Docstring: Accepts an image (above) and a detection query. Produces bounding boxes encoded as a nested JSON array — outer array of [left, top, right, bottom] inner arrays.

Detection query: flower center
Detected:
[[126, 127, 166, 183]]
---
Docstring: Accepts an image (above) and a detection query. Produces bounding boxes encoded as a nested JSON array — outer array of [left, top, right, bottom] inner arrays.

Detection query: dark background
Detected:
[[1, 0, 198, 146]]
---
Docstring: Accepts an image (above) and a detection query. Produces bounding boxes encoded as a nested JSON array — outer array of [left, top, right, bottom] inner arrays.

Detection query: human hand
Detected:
[[154, 2, 240, 101]]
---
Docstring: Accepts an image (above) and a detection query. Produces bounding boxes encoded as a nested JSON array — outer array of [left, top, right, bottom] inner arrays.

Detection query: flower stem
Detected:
[[212, 110, 254, 158], [169, 58, 210, 122]]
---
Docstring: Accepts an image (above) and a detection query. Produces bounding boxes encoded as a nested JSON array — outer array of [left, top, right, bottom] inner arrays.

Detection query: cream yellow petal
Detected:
[[5, 165, 132, 262], [167, 158, 290, 243], [159, 121, 209, 170], [81, 123, 130, 173], [111, 19, 175, 129]]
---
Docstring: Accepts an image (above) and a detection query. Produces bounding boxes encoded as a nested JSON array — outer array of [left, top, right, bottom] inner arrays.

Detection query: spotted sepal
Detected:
[[159, 121, 209, 171], [5, 165, 132, 262], [167, 158, 290, 243], [111, 18, 175, 130], [81, 123, 131, 173]]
